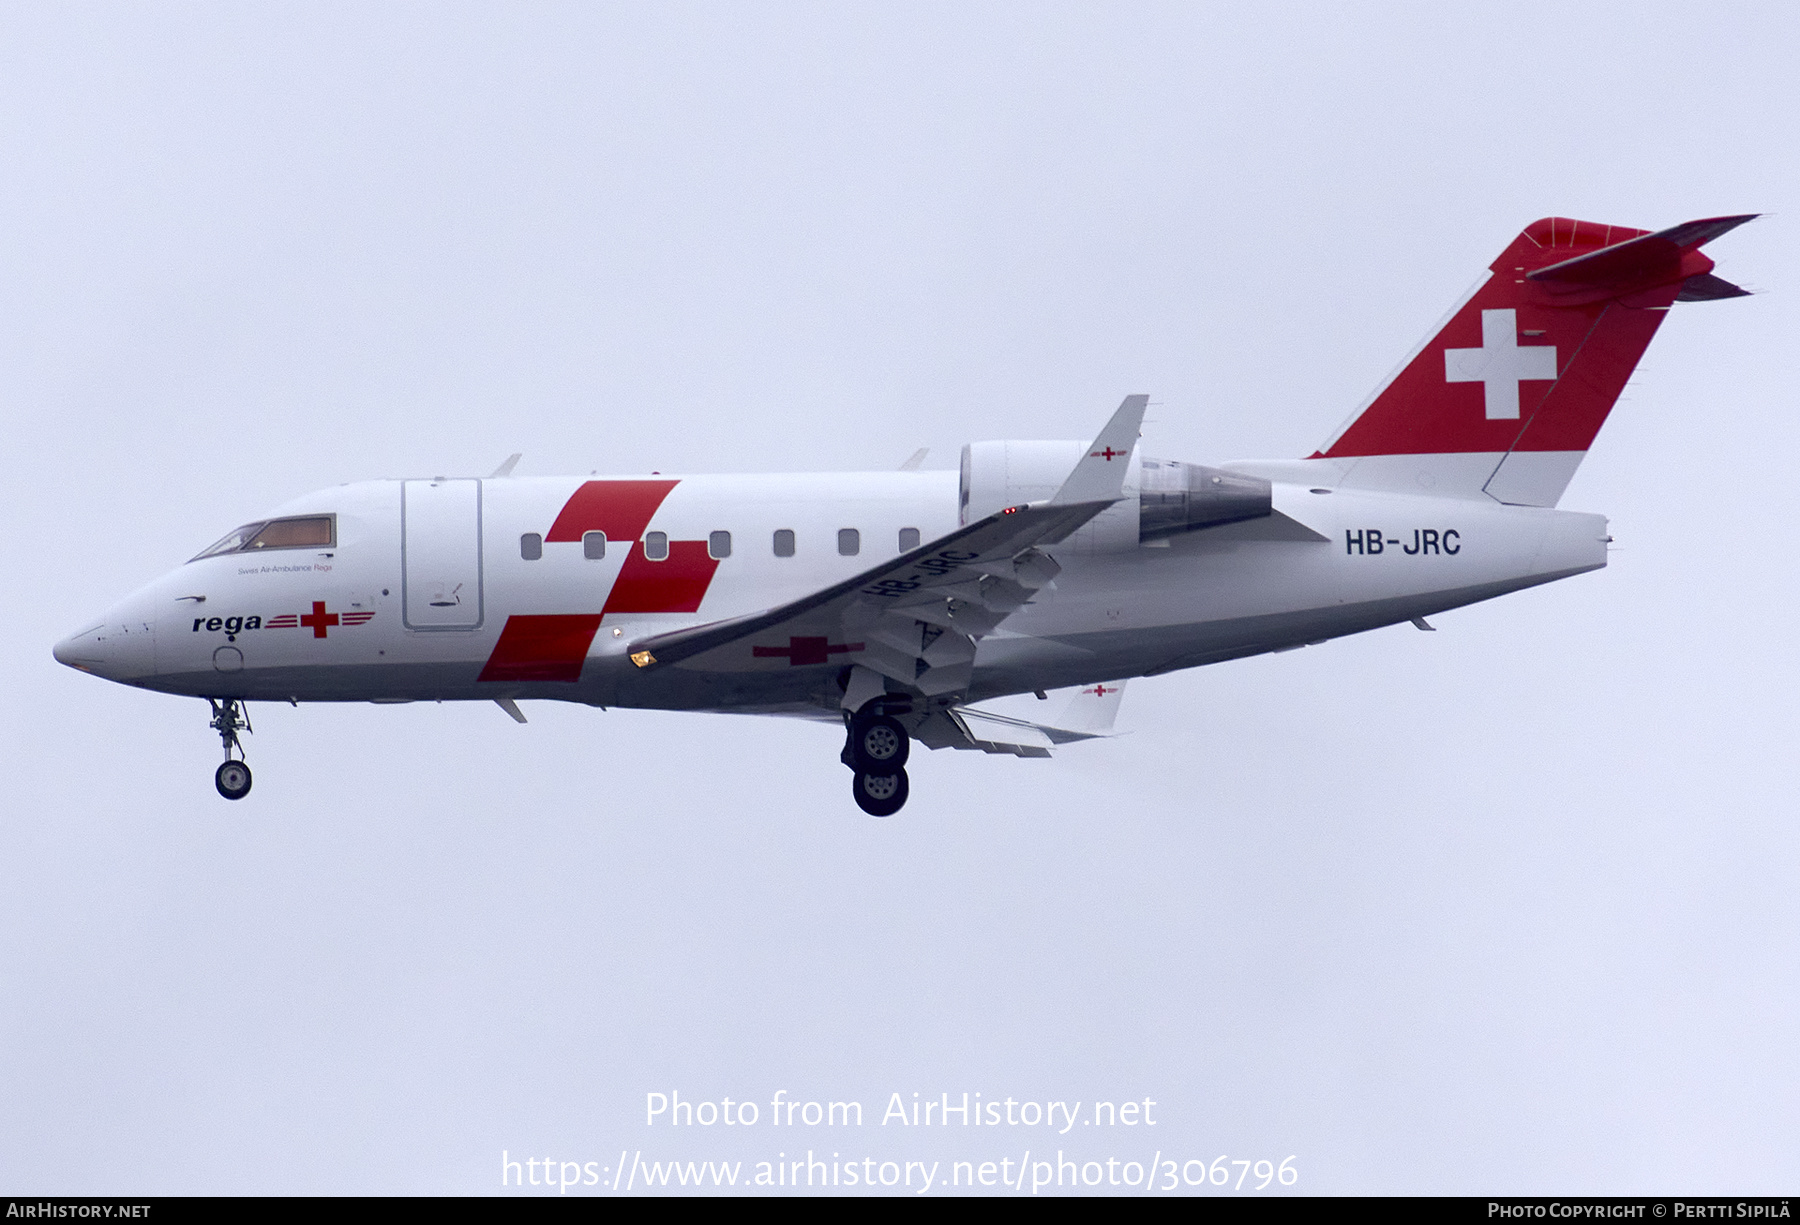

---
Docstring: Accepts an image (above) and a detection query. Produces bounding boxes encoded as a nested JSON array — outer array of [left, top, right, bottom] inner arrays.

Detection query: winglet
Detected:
[[948, 679, 1129, 754], [494, 697, 527, 723], [898, 448, 929, 471], [1050, 395, 1148, 505], [489, 453, 522, 478], [1041, 679, 1127, 739]]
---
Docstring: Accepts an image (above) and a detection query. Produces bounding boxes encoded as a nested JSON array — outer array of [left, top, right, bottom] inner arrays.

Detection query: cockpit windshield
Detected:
[[190, 515, 336, 561]]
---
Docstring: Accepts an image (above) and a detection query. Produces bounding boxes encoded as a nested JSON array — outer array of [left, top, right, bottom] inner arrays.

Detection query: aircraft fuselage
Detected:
[[57, 467, 1607, 717]]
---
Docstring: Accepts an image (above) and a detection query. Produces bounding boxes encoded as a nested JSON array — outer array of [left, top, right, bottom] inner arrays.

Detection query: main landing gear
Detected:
[[207, 698, 253, 800], [844, 710, 910, 817]]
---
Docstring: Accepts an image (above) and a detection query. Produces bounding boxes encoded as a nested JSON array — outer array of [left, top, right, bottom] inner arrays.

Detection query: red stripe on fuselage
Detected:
[[545, 480, 679, 543], [603, 541, 720, 615], [477, 614, 604, 683], [485, 481, 719, 675]]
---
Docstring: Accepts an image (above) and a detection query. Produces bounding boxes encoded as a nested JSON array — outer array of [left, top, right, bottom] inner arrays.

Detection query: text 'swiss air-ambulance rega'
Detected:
[[56, 215, 1755, 815]]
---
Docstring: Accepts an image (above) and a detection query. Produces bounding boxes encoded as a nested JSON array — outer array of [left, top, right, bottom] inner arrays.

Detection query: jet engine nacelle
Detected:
[[959, 440, 1271, 551], [960, 440, 1138, 552]]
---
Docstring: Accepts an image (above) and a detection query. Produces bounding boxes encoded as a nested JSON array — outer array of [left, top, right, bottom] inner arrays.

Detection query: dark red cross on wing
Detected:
[[1083, 684, 1117, 697], [752, 636, 865, 667], [298, 601, 340, 639], [1090, 447, 1125, 461]]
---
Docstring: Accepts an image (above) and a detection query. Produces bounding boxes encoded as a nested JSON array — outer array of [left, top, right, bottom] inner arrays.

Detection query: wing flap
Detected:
[[945, 709, 1056, 757]]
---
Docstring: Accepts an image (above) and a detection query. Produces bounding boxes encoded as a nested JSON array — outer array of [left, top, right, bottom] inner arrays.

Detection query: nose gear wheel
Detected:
[[215, 760, 252, 800], [206, 698, 254, 801]]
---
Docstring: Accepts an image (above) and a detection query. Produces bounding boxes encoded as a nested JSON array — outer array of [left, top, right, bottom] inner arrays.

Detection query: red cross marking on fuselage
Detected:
[[1084, 684, 1116, 697], [299, 601, 340, 639], [1090, 447, 1124, 461], [752, 636, 865, 667]]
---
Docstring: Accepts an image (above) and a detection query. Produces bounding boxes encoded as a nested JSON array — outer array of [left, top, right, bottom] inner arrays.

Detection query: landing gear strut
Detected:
[[845, 709, 910, 817], [207, 698, 253, 801]]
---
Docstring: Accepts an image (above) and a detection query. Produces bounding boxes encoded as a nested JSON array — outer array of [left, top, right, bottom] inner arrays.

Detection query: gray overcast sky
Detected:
[[3, 1, 1796, 1196]]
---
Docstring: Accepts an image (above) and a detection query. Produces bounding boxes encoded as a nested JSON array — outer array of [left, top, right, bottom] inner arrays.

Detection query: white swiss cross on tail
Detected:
[[1443, 309, 1557, 420]]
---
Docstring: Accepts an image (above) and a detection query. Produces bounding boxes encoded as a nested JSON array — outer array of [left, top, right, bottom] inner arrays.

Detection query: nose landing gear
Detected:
[[207, 698, 253, 800], [844, 709, 910, 817]]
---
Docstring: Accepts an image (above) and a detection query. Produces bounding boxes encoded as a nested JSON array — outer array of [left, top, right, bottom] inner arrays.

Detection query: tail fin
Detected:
[[1312, 214, 1755, 506]]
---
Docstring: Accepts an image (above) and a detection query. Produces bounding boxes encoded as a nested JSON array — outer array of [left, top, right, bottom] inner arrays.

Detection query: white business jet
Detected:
[[54, 214, 1754, 815]]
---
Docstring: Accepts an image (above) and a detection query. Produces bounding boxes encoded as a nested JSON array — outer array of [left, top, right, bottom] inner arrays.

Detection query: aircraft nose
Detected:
[[54, 604, 157, 682], [54, 624, 108, 672]]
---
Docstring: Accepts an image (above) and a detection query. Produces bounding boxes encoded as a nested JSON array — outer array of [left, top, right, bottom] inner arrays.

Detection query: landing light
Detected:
[[630, 651, 656, 668]]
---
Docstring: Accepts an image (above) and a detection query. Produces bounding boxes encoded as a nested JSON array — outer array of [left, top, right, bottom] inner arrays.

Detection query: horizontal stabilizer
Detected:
[[1677, 271, 1752, 302], [1646, 214, 1760, 250], [1527, 213, 1757, 290]]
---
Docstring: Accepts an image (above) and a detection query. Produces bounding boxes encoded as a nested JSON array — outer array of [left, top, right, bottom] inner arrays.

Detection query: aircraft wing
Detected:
[[625, 497, 1102, 700], [627, 396, 1147, 705]]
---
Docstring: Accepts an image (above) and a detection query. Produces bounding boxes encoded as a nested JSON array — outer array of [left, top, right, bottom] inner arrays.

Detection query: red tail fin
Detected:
[[1312, 215, 1754, 505]]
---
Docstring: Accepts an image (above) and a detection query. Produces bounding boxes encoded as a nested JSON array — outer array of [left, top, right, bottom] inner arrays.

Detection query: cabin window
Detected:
[[773, 529, 795, 558], [898, 527, 920, 551], [645, 531, 669, 561], [709, 530, 732, 560], [582, 531, 606, 560], [190, 514, 336, 561], [521, 533, 543, 560], [838, 528, 860, 556]]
